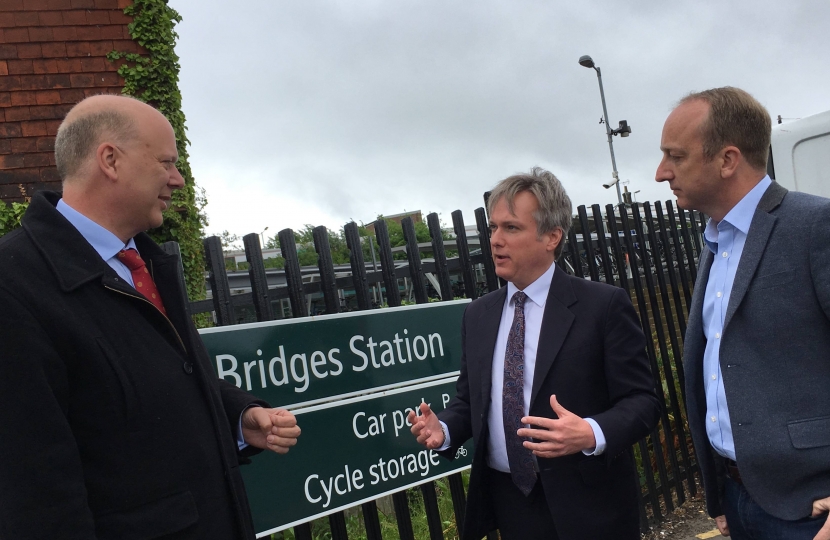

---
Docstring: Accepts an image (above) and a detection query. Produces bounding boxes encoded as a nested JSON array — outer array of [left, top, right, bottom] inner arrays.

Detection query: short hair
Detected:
[[487, 166, 572, 259], [679, 86, 771, 171], [55, 107, 137, 181]]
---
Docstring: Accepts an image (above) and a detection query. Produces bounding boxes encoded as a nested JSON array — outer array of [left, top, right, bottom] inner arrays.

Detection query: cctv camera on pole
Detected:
[[579, 55, 631, 206]]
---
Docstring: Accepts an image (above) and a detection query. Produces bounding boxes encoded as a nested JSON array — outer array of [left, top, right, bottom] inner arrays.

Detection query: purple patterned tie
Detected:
[[503, 291, 536, 496]]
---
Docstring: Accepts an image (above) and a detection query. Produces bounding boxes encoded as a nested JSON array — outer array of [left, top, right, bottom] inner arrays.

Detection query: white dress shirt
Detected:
[[440, 261, 606, 470]]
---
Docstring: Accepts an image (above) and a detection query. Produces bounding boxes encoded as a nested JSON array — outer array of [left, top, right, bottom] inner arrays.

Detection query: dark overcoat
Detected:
[[438, 269, 660, 540], [0, 192, 266, 540]]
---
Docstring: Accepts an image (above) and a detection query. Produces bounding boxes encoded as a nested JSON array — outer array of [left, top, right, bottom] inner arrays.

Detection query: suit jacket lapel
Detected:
[[687, 250, 713, 348], [723, 182, 787, 330], [685, 249, 713, 396], [478, 288, 506, 408], [530, 270, 576, 408]]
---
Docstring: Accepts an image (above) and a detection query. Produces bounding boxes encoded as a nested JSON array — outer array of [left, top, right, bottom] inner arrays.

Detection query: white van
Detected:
[[768, 109, 830, 197]]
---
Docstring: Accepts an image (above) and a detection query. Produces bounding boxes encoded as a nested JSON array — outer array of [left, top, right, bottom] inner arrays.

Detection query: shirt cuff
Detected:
[[238, 405, 261, 450], [582, 417, 606, 456], [436, 420, 451, 451]]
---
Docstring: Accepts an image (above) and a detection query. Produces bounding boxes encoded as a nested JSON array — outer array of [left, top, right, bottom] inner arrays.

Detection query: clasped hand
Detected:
[[241, 407, 301, 454]]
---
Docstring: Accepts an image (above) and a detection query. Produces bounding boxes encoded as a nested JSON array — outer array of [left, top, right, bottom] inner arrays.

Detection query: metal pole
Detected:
[[594, 67, 623, 206]]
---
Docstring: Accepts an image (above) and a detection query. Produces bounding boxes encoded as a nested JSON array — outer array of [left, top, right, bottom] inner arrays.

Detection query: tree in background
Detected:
[[257, 215, 452, 268]]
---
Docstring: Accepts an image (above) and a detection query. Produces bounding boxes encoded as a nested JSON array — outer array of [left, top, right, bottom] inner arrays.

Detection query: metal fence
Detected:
[[166, 200, 706, 539]]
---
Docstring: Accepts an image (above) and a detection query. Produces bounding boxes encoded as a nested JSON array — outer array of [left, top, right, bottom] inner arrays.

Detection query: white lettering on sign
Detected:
[[215, 330, 447, 394], [303, 465, 364, 508], [301, 448, 454, 509], [392, 407, 416, 437], [216, 354, 241, 387], [367, 450, 442, 485], [349, 331, 445, 372], [352, 412, 387, 439]]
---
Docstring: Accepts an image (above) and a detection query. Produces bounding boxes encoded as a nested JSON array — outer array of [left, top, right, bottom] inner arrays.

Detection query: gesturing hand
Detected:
[[812, 496, 830, 540], [242, 407, 301, 455], [407, 402, 445, 449], [517, 395, 596, 458]]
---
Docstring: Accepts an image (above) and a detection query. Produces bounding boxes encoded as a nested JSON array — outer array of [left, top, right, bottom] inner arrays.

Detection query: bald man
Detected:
[[657, 87, 830, 540], [0, 95, 300, 540]]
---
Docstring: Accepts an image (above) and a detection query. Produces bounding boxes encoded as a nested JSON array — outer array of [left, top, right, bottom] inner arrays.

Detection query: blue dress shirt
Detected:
[[702, 176, 772, 460], [56, 199, 138, 286]]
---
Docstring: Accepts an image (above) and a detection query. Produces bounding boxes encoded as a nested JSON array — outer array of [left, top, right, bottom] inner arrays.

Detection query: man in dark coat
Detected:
[[0, 95, 301, 539], [657, 87, 830, 539], [409, 168, 660, 540]]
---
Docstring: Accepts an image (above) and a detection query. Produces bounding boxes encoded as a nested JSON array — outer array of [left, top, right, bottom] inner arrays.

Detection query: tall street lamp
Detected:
[[579, 54, 631, 205], [260, 226, 269, 246]]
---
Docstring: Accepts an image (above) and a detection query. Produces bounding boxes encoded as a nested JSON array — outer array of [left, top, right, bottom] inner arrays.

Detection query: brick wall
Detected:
[[0, 0, 139, 202]]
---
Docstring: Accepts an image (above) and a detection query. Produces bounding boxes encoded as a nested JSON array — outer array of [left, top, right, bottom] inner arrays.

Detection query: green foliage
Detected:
[[266, 225, 360, 268], [260, 216, 454, 272], [219, 230, 242, 251], [225, 256, 285, 273], [378, 216, 452, 261], [264, 256, 286, 269], [0, 201, 28, 238], [107, 0, 208, 316], [266, 474, 465, 540]]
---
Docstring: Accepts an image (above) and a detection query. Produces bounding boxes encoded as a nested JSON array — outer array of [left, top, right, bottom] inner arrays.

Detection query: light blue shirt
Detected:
[[438, 261, 606, 466], [56, 199, 251, 450], [56, 199, 137, 286], [702, 176, 772, 461]]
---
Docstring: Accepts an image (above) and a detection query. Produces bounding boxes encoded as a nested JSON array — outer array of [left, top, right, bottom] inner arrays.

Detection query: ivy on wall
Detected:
[[107, 0, 208, 308], [0, 201, 27, 238], [0, 183, 29, 238]]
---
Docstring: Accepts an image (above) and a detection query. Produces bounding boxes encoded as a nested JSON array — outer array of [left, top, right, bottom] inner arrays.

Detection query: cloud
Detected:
[[170, 0, 830, 236]]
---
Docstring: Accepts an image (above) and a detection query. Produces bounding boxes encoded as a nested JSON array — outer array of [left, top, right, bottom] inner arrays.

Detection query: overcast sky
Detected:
[[167, 0, 830, 240]]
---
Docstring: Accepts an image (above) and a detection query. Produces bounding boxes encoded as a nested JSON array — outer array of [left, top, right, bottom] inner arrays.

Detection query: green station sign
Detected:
[[244, 378, 474, 537], [199, 300, 470, 408]]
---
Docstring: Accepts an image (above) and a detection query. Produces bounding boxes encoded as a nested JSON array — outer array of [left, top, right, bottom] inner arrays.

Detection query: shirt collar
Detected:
[[56, 199, 136, 262], [704, 175, 772, 253], [506, 260, 556, 309]]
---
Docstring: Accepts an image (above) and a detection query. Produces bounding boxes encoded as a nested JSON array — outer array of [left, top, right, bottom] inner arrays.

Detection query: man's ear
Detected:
[[546, 228, 563, 254], [719, 145, 741, 179], [96, 142, 119, 181]]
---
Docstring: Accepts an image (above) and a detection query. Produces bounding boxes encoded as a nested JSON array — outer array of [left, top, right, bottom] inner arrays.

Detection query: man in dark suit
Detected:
[[0, 95, 300, 539], [656, 86, 830, 540], [409, 168, 660, 540]]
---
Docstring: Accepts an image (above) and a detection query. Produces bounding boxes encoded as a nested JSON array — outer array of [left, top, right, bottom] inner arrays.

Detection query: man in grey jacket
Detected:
[[656, 86, 830, 539]]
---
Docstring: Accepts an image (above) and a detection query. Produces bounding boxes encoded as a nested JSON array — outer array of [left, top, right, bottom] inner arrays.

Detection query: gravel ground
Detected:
[[642, 486, 722, 540]]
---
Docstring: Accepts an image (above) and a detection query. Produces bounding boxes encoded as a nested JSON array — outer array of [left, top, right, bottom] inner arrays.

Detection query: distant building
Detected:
[[363, 210, 423, 234]]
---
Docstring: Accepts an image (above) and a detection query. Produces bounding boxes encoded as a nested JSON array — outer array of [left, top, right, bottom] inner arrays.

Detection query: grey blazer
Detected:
[[685, 181, 830, 520]]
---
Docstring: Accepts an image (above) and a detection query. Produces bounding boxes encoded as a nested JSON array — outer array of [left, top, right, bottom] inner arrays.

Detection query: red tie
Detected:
[[117, 248, 167, 316]]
